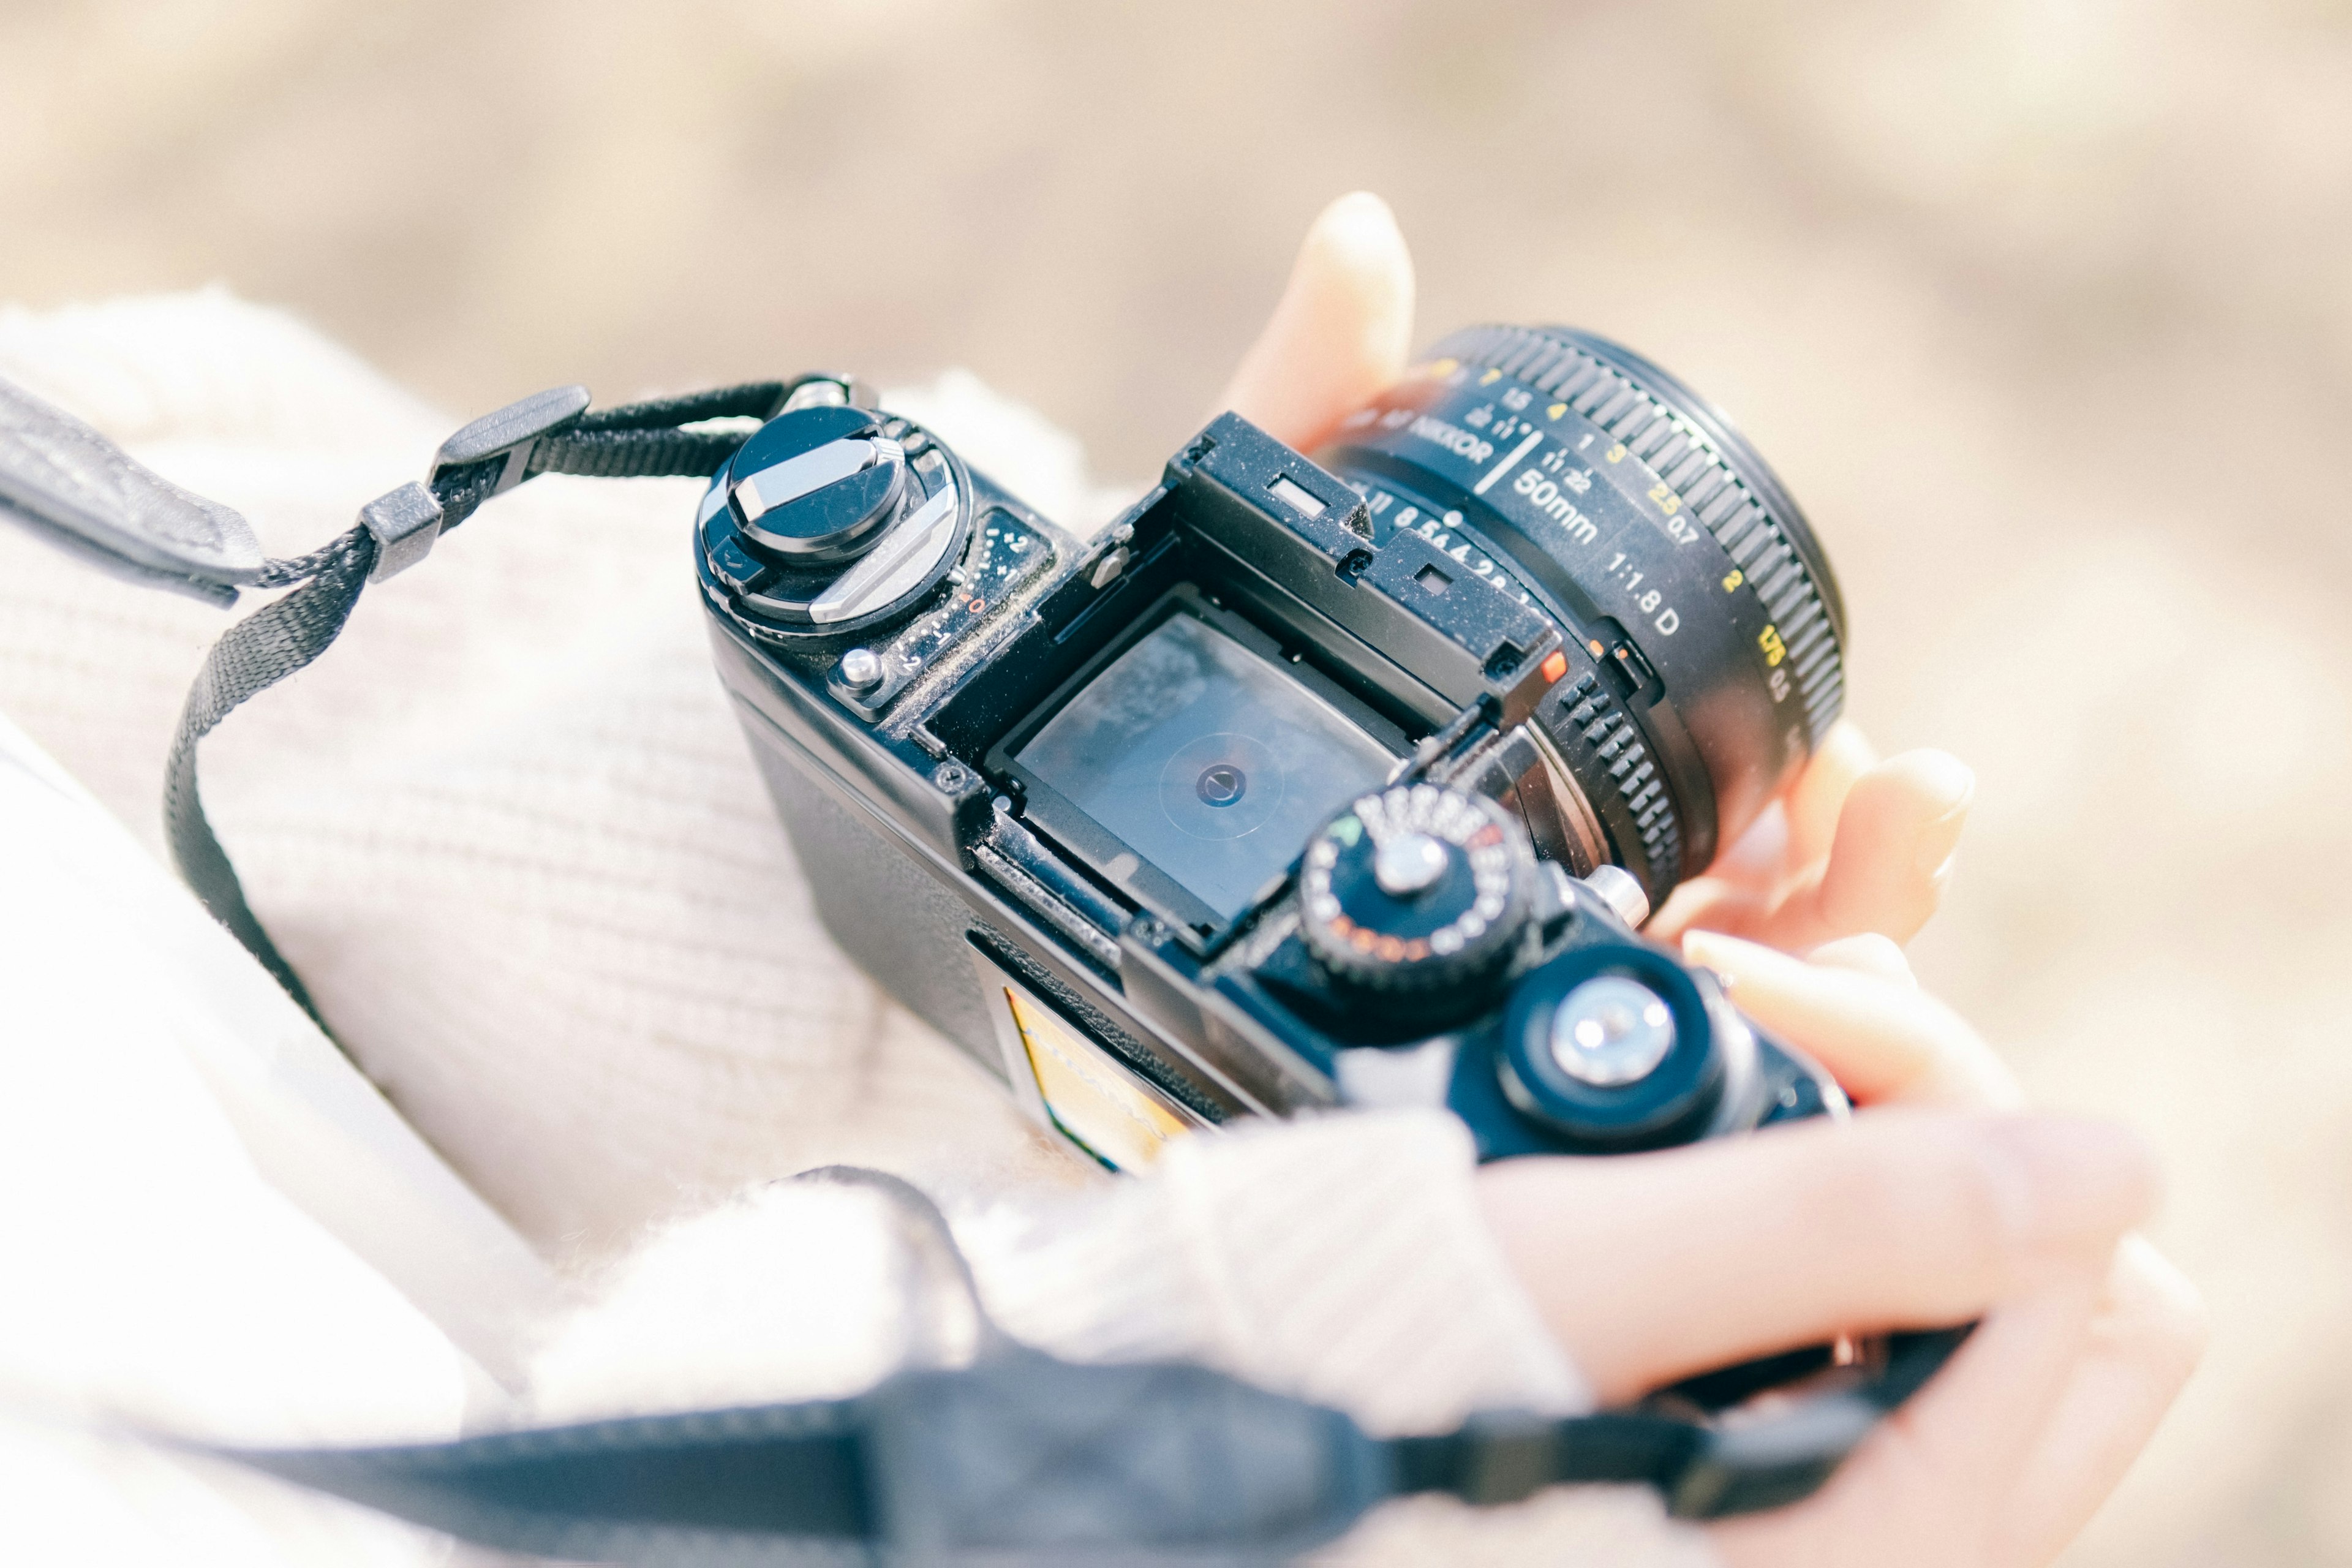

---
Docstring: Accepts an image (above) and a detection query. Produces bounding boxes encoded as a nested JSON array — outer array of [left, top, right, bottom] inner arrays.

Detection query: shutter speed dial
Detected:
[[1300, 785, 1534, 1009]]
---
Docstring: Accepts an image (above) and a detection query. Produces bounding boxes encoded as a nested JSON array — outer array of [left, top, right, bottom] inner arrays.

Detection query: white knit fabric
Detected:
[[0, 292, 1716, 1563], [0, 288, 1079, 1258], [0, 717, 481, 1564]]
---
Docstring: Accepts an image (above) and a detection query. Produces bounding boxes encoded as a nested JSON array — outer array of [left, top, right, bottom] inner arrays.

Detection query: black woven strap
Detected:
[[162, 380, 790, 1032], [213, 1326, 1972, 1562], [163, 527, 377, 1016], [530, 382, 794, 482], [236, 1405, 875, 1564]]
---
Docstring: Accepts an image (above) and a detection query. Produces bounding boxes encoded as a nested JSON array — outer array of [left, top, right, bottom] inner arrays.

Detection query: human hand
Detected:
[[1218, 194, 1974, 955], [1476, 935, 2204, 1566], [1221, 200, 2201, 1560]]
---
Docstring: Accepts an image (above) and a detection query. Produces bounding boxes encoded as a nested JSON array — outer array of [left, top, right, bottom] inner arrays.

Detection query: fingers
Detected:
[[1671, 722, 1871, 921], [1711, 800, 1793, 887], [1997, 1237, 2207, 1563], [1784, 722, 1879, 873], [1752, 750, 1976, 949], [1710, 1267, 2109, 1568], [1803, 932, 1917, 986], [1818, 750, 1975, 941], [1711, 1240, 2203, 1568], [1475, 1110, 2155, 1403], [1647, 799, 1792, 941], [1681, 930, 2018, 1108], [1864, 1271, 2106, 1523], [1659, 742, 1973, 949], [1214, 192, 1414, 450], [1646, 873, 1766, 944]]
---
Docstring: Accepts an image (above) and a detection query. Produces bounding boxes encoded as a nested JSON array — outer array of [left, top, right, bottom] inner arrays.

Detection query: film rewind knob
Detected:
[[726, 404, 907, 564]]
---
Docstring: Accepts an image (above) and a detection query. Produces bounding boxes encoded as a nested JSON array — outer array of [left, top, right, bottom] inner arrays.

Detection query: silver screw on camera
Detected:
[[1549, 974, 1676, 1086], [1581, 865, 1650, 927], [838, 647, 883, 690]]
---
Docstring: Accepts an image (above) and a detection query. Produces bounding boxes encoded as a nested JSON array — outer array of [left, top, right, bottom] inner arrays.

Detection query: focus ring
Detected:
[[1429, 324, 1847, 748]]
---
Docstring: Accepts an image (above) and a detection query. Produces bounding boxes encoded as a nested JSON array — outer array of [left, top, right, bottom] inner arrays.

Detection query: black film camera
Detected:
[[699, 325, 1849, 1170]]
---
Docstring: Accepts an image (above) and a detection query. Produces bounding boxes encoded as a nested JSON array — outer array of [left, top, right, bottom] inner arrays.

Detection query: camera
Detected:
[[698, 325, 1850, 1170], [0, 317, 1951, 1540]]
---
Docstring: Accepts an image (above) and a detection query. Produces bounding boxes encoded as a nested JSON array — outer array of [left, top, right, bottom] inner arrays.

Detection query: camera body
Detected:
[[698, 328, 1848, 1170]]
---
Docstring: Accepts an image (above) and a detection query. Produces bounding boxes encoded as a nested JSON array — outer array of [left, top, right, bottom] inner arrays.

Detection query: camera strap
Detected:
[[211, 1333, 1967, 1563], [198, 1167, 1970, 1559], [3, 372, 804, 1023]]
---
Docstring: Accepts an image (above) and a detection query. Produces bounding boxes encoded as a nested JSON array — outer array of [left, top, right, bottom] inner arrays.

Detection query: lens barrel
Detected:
[[1315, 325, 1845, 902]]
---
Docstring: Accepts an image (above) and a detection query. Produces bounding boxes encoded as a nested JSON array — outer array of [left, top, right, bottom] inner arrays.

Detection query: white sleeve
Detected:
[[0, 714, 551, 1566], [960, 1110, 1588, 1433]]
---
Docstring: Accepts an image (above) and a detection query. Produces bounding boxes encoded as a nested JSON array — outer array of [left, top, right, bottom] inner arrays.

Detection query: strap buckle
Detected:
[[1662, 1392, 1880, 1519], [428, 383, 592, 497]]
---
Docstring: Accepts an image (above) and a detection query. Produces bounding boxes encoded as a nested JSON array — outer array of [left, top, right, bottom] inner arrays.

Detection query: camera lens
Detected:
[[1316, 326, 1845, 903]]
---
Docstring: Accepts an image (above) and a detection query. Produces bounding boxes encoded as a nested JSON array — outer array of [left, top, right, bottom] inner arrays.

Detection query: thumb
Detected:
[[1215, 192, 1415, 450]]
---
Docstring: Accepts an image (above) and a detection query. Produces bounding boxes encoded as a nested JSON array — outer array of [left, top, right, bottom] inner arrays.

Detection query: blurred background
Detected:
[[4, 0, 2348, 1559]]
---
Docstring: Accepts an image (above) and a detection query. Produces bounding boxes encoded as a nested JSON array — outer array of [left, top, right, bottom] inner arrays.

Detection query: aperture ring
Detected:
[[1430, 325, 1845, 748], [1534, 669, 1684, 897]]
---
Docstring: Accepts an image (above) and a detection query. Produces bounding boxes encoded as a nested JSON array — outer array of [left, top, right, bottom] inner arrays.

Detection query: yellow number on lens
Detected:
[[1758, 625, 1787, 668], [1648, 483, 1681, 515], [1605, 442, 1626, 463], [1722, 568, 1744, 592]]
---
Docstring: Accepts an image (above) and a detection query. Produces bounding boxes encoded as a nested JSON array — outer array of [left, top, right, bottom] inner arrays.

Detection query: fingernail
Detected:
[[1803, 932, 1916, 986], [1315, 190, 1398, 242], [1679, 928, 1771, 970], [1989, 1115, 2157, 1248], [1905, 755, 1975, 877]]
